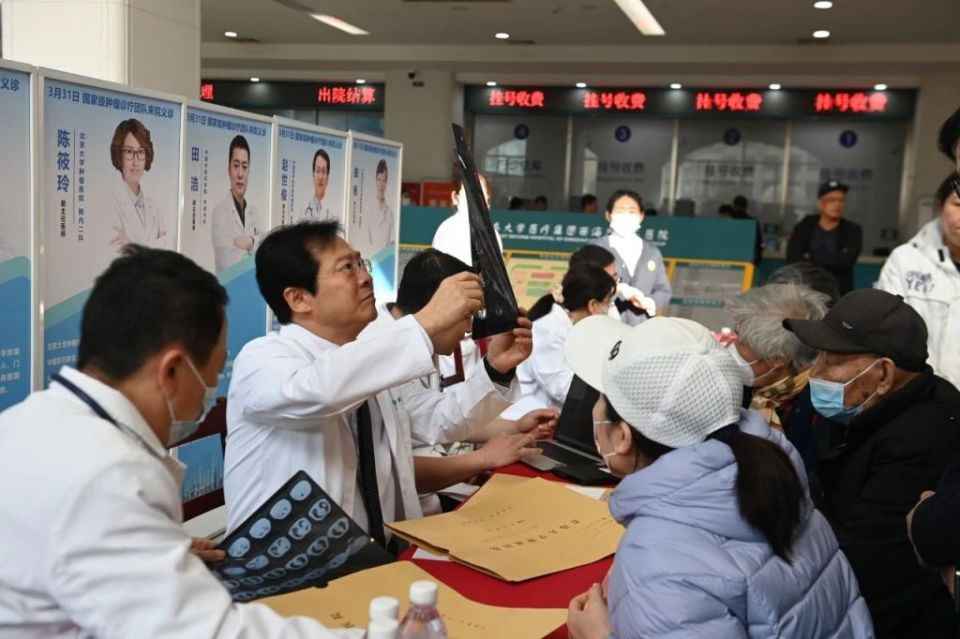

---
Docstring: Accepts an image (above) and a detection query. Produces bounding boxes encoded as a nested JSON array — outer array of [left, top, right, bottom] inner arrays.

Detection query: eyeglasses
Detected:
[[122, 147, 146, 160], [322, 258, 372, 278], [952, 177, 960, 201]]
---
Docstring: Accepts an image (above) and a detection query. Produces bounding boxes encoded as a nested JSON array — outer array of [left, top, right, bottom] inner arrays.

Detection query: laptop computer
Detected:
[[522, 375, 606, 473]]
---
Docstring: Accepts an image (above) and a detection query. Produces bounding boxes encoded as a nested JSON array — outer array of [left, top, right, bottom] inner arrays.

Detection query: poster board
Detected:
[[272, 119, 350, 229], [178, 102, 272, 501], [0, 62, 34, 409], [40, 70, 182, 384], [348, 132, 402, 301]]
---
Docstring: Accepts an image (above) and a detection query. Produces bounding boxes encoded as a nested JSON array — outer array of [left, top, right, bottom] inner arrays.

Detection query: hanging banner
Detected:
[[273, 121, 349, 229], [348, 133, 401, 301], [0, 64, 33, 410], [42, 75, 181, 383]]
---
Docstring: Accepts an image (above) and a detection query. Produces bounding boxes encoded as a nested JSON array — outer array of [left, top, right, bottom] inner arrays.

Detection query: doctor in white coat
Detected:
[[0, 245, 345, 638], [212, 135, 264, 272], [108, 118, 169, 250], [224, 221, 533, 544], [361, 248, 558, 514], [518, 264, 616, 411], [299, 148, 336, 223]]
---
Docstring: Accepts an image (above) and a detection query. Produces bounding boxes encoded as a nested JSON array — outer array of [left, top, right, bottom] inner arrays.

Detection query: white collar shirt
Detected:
[[0, 366, 341, 638]]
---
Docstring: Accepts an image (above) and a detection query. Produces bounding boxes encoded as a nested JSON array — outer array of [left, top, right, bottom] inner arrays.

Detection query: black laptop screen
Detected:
[[554, 375, 600, 454]]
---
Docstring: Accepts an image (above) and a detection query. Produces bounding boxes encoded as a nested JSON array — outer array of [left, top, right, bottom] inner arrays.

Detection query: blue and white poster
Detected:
[[0, 65, 33, 410], [274, 121, 349, 229], [181, 105, 271, 391], [42, 76, 181, 383], [179, 105, 271, 500], [348, 133, 401, 301]]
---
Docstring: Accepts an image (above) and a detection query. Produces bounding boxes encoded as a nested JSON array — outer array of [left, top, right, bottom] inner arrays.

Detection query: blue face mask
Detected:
[[164, 357, 218, 446], [809, 359, 881, 424]]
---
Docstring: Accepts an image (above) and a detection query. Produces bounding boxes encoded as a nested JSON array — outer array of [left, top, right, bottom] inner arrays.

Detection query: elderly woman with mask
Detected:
[[725, 283, 829, 469]]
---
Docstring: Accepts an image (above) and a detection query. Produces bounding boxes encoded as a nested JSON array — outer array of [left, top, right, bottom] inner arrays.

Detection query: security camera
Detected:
[[407, 70, 418, 80]]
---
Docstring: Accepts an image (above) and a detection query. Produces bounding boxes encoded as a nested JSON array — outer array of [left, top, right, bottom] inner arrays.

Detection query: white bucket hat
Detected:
[[564, 315, 743, 448]]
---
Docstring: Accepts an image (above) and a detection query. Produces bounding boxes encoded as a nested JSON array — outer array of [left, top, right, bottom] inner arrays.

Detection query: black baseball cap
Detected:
[[783, 289, 928, 372], [818, 180, 849, 198]]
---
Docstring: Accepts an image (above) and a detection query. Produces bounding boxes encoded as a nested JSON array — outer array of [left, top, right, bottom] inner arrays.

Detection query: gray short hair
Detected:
[[726, 283, 829, 371]]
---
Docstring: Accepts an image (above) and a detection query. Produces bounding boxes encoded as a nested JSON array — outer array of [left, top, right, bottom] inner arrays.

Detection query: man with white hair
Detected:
[[725, 283, 830, 469]]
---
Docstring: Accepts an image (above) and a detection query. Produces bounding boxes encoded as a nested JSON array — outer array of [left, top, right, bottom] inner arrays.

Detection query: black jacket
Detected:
[[911, 444, 960, 567], [786, 215, 862, 293], [811, 369, 960, 638]]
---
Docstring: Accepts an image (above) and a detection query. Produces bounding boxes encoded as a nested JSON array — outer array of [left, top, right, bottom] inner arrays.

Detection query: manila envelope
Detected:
[[259, 560, 565, 639], [387, 477, 622, 581]]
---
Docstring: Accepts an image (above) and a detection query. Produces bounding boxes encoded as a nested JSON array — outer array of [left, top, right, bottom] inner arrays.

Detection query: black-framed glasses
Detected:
[[951, 177, 960, 201], [322, 258, 371, 278], [122, 147, 146, 161]]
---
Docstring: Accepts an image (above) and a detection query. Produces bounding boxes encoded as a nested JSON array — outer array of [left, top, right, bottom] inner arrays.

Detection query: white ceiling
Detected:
[[200, 0, 960, 85], [202, 0, 960, 46]]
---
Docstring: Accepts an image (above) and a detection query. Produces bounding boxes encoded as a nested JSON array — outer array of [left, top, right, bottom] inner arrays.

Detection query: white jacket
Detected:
[[110, 179, 170, 249], [360, 304, 520, 514], [212, 193, 265, 273], [517, 302, 574, 412], [431, 208, 504, 268], [878, 219, 960, 389], [223, 313, 516, 534], [0, 367, 340, 638]]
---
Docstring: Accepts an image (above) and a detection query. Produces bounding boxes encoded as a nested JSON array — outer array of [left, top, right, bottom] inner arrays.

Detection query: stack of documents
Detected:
[[387, 475, 623, 581]]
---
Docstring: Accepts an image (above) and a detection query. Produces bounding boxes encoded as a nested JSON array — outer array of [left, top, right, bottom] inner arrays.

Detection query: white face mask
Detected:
[[609, 213, 642, 238], [164, 357, 218, 446], [727, 343, 759, 386], [593, 420, 619, 471]]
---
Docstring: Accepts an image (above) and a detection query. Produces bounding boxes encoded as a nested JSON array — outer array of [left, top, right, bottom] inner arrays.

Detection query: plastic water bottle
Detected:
[[398, 581, 447, 639], [367, 618, 399, 639], [370, 596, 400, 622]]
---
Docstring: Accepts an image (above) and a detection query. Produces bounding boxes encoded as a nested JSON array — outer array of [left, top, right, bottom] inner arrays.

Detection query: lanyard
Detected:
[[52, 373, 119, 426], [51, 372, 164, 459]]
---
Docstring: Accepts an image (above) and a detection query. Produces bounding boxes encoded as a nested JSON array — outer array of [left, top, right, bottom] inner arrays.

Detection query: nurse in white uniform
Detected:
[[0, 245, 345, 638], [517, 264, 616, 411], [212, 135, 264, 273], [108, 118, 169, 250]]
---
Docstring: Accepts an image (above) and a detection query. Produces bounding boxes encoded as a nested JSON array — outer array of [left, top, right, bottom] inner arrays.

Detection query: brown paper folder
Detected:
[[259, 560, 566, 638], [387, 477, 622, 581]]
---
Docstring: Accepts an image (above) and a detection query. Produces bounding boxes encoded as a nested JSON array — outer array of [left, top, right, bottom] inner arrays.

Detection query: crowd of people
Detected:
[[1, 109, 960, 639]]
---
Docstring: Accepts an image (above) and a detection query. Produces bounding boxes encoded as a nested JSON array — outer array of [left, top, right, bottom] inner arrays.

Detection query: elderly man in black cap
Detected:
[[785, 288, 960, 638], [786, 179, 863, 293]]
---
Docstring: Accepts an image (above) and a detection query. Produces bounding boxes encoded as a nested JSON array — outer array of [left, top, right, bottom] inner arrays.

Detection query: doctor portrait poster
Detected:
[[41, 76, 181, 382], [0, 64, 32, 410], [274, 121, 349, 228], [180, 105, 270, 394], [348, 133, 401, 301]]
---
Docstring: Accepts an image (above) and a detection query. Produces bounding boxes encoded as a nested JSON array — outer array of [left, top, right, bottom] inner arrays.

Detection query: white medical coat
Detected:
[[516, 302, 574, 413], [300, 197, 336, 224], [0, 367, 341, 638], [110, 179, 169, 249], [366, 199, 395, 253], [212, 193, 264, 272], [360, 304, 519, 515], [223, 312, 518, 533]]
